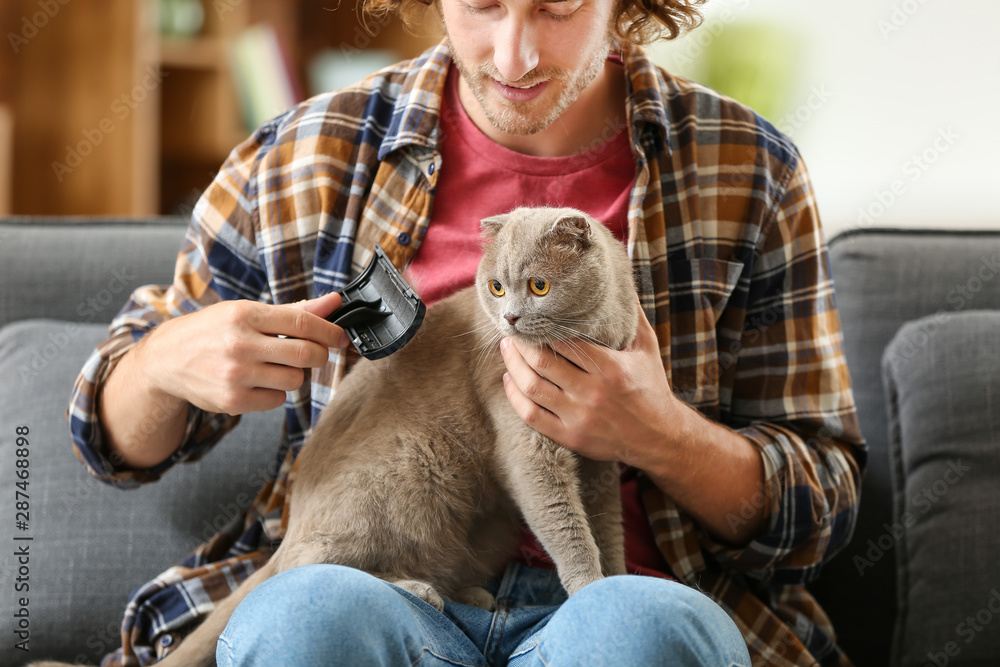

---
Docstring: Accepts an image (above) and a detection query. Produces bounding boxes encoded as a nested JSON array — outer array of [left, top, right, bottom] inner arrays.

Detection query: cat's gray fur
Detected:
[[30, 206, 639, 667]]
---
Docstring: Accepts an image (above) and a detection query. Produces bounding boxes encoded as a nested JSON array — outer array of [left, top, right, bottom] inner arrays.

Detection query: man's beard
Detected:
[[447, 36, 610, 136]]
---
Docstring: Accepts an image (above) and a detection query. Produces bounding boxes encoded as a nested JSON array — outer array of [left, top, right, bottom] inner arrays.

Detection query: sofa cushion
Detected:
[[882, 311, 1000, 667], [819, 229, 1000, 666], [0, 320, 284, 665]]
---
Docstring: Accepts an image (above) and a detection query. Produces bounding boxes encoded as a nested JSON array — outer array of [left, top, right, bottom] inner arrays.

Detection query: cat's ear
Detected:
[[546, 213, 592, 250], [480, 214, 508, 238]]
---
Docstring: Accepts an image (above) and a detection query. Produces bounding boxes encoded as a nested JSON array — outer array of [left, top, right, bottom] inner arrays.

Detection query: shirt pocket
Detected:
[[664, 257, 745, 410]]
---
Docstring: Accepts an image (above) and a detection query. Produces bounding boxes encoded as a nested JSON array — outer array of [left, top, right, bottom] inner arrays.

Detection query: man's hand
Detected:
[[142, 292, 348, 416], [498, 300, 673, 469], [499, 298, 767, 545], [100, 292, 349, 469]]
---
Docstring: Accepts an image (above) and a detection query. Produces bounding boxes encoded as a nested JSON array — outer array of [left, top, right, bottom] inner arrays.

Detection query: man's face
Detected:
[[440, 0, 617, 137]]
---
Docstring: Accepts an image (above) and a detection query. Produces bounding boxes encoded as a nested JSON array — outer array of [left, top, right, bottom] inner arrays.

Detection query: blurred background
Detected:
[[0, 0, 442, 219], [0, 0, 997, 239]]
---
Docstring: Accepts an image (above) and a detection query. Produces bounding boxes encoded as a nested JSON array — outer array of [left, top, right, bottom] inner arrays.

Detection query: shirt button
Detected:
[[397, 232, 411, 246], [160, 635, 173, 648], [428, 163, 435, 176]]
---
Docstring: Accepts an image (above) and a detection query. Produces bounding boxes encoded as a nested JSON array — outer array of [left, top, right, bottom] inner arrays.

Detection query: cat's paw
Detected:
[[453, 585, 497, 611], [392, 579, 445, 611]]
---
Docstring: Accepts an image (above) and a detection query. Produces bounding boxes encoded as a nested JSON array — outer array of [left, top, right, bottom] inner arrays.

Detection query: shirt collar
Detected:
[[619, 41, 674, 157], [377, 39, 675, 160], [377, 40, 453, 161]]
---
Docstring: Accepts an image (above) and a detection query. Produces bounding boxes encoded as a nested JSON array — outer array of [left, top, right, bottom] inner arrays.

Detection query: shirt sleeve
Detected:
[[67, 127, 276, 489], [701, 155, 867, 585]]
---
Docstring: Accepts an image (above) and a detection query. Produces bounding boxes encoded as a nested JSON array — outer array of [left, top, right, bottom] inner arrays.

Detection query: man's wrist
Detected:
[[133, 323, 188, 409], [99, 332, 190, 468], [635, 396, 768, 544], [631, 394, 698, 494]]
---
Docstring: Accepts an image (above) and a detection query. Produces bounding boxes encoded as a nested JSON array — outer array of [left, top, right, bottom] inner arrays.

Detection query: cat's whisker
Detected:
[[551, 324, 613, 350], [551, 325, 635, 379], [551, 313, 619, 325], [472, 328, 504, 374], [549, 329, 605, 378], [451, 321, 498, 339], [475, 340, 498, 374]]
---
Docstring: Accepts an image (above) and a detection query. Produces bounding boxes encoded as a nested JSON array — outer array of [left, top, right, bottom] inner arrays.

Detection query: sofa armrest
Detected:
[[0, 217, 186, 330], [882, 311, 1000, 666], [0, 217, 285, 665], [0, 321, 283, 666]]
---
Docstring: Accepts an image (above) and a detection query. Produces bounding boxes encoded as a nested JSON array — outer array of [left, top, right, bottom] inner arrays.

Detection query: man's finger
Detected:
[[548, 337, 605, 374], [503, 372, 562, 436], [294, 291, 343, 319], [257, 337, 333, 369], [501, 338, 564, 412], [253, 297, 348, 349]]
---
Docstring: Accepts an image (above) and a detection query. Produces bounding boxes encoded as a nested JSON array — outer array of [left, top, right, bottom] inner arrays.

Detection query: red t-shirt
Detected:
[[407, 63, 674, 581]]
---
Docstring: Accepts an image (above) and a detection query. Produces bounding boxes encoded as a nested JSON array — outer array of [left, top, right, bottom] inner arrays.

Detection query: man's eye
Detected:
[[539, 2, 579, 19], [542, 8, 573, 19]]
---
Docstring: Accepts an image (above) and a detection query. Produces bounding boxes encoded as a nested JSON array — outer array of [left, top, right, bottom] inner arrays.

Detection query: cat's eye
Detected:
[[529, 278, 550, 296], [488, 279, 505, 297]]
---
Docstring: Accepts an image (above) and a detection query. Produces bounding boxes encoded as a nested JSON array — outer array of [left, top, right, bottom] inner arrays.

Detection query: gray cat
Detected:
[[31, 206, 639, 667]]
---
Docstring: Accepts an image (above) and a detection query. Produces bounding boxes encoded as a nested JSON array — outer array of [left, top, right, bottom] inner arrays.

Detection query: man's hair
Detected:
[[362, 0, 706, 45]]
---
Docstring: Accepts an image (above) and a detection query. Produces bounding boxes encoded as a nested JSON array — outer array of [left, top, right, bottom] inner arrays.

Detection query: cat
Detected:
[[30, 206, 640, 667]]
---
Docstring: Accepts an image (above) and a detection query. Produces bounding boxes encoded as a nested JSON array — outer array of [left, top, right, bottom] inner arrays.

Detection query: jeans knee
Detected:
[[232, 563, 390, 624], [219, 564, 422, 666], [579, 575, 730, 625], [539, 576, 749, 666]]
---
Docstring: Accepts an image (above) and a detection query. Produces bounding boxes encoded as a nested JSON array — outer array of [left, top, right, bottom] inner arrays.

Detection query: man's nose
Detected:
[[493, 17, 539, 83]]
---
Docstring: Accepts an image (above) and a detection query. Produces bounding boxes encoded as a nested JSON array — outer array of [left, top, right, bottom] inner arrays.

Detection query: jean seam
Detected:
[[507, 635, 541, 660], [485, 605, 511, 666], [414, 645, 487, 667], [216, 634, 234, 666], [535, 638, 550, 667]]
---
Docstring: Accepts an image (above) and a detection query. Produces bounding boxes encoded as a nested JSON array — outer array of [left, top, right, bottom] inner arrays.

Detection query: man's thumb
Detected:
[[291, 291, 343, 319]]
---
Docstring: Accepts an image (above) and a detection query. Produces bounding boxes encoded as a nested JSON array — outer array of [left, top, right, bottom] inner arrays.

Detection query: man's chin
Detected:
[[483, 112, 551, 137], [477, 90, 558, 136]]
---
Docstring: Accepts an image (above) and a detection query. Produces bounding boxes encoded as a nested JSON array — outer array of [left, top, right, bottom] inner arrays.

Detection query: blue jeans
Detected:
[[217, 562, 751, 666]]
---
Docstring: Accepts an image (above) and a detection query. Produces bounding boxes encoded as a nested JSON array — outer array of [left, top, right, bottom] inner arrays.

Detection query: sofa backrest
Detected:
[[816, 227, 1000, 666], [0, 217, 186, 330]]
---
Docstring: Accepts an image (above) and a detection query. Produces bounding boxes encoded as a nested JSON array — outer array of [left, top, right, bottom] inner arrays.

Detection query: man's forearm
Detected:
[[638, 400, 767, 546], [97, 334, 189, 470]]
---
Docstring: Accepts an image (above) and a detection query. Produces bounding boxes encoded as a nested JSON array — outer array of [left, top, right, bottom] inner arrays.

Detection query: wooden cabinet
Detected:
[[4, 0, 440, 216]]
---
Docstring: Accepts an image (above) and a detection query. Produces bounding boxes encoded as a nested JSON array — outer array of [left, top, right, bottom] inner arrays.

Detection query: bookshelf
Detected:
[[6, 0, 440, 216], [0, 4, 16, 215], [0, 105, 10, 215]]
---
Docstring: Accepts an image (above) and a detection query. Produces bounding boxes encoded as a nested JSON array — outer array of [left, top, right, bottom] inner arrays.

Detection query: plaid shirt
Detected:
[[69, 40, 866, 666]]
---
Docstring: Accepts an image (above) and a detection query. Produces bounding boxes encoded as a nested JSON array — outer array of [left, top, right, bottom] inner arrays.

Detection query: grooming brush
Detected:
[[326, 244, 426, 360]]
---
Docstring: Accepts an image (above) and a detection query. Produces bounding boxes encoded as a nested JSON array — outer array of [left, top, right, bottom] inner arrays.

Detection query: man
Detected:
[[69, 0, 866, 664]]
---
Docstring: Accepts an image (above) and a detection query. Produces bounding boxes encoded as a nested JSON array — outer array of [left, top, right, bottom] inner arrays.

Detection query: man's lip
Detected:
[[493, 79, 549, 103]]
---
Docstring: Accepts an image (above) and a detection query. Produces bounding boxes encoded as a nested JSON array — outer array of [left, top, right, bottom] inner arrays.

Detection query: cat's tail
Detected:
[[26, 556, 279, 667]]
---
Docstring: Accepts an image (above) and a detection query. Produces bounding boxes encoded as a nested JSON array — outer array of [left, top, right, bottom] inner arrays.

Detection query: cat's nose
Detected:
[[504, 314, 520, 326]]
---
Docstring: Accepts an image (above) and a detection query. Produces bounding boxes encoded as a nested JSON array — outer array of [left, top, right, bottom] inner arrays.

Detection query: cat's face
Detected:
[[474, 207, 637, 350]]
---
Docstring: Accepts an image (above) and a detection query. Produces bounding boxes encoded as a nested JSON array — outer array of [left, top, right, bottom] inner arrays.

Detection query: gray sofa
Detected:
[[1, 218, 998, 666]]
